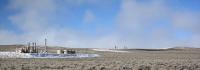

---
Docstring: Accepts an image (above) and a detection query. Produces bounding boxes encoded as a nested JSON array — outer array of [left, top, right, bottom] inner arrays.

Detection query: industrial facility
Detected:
[[1, 38, 99, 58], [16, 42, 38, 53], [15, 38, 48, 53], [15, 38, 77, 55]]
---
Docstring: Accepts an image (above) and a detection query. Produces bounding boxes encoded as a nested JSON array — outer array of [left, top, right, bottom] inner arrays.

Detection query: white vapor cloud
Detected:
[[114, 0, 173, 48], [114, 0, 200, 48]]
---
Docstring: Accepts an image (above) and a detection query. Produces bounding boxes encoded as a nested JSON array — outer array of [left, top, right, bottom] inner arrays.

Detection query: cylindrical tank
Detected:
[[57, 50, 62, 54], [63, 50, 67, 54]]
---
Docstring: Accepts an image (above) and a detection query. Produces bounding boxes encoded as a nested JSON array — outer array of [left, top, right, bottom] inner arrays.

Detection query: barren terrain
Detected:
[[0, 45, 200, 70]]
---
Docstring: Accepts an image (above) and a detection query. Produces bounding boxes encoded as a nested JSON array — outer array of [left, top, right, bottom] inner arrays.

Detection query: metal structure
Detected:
[[16, 42, 38, 53], [56, 49, 76, 54], [115, 45, 117, 49], [45, 38, 47, 53]]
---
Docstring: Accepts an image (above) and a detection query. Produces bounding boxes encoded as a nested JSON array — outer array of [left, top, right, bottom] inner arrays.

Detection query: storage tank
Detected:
[[57, 50, 62, 54], [63, 50, 67, 54]]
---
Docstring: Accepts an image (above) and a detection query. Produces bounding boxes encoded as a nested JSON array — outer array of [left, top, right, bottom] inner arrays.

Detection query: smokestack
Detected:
[[32, 42, 34, 53], [28, 42, 30, 47], [34, 42, 36, 53]]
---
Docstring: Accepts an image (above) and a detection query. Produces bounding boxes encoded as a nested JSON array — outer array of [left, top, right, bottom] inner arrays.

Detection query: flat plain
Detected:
[[0, 45, 200, 70]]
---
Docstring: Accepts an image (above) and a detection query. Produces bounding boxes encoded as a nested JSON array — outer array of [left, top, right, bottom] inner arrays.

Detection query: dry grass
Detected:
[[0, 46, 200, 70]]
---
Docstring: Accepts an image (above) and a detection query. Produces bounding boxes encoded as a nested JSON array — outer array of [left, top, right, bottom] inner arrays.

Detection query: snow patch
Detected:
[[92, 49, 129, 53], [0, 52, 99, 58]]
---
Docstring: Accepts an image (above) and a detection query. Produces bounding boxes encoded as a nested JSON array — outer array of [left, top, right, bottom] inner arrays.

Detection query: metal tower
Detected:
[[45, 38, 47, 53]]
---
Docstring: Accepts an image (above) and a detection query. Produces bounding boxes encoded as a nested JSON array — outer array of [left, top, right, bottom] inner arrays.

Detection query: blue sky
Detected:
[[0, 0, 200, 48]]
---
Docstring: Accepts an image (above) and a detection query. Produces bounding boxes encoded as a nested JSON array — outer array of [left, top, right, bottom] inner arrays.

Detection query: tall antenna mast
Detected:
[[45, 38, 47, 53]]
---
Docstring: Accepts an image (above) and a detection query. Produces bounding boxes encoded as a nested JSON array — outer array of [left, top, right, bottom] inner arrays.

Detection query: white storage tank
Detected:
[[57, 50, 62, 54], [63, 50, 67, 54]]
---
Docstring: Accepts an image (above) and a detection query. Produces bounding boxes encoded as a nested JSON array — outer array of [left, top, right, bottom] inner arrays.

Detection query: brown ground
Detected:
[[0, 45, 200, 70]]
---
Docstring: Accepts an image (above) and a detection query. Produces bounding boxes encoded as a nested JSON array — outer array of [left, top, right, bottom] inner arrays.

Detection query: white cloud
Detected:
[[63, 0, 113, 8], [172, 12, 200, 34], [114, 0, 173, 48], [1, 0, 200, 49], [169, 11, 200, 48], [116, 0, 169, 30], [0, 0, 79, 47], [83, 10, 95, 24], [115, 0, 200, 48], [0, 30, 19, 44], [8, 0, 57, 32], [0, 0, 104, 48]]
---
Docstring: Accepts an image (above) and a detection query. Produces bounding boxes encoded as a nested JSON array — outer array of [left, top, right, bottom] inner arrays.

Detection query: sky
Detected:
[[0, 0, 200, 49]]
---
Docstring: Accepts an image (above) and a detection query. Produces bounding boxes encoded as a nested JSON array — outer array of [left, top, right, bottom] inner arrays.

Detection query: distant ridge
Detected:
[[0, 44, 24, 48], [168, 46, 200, 50]]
